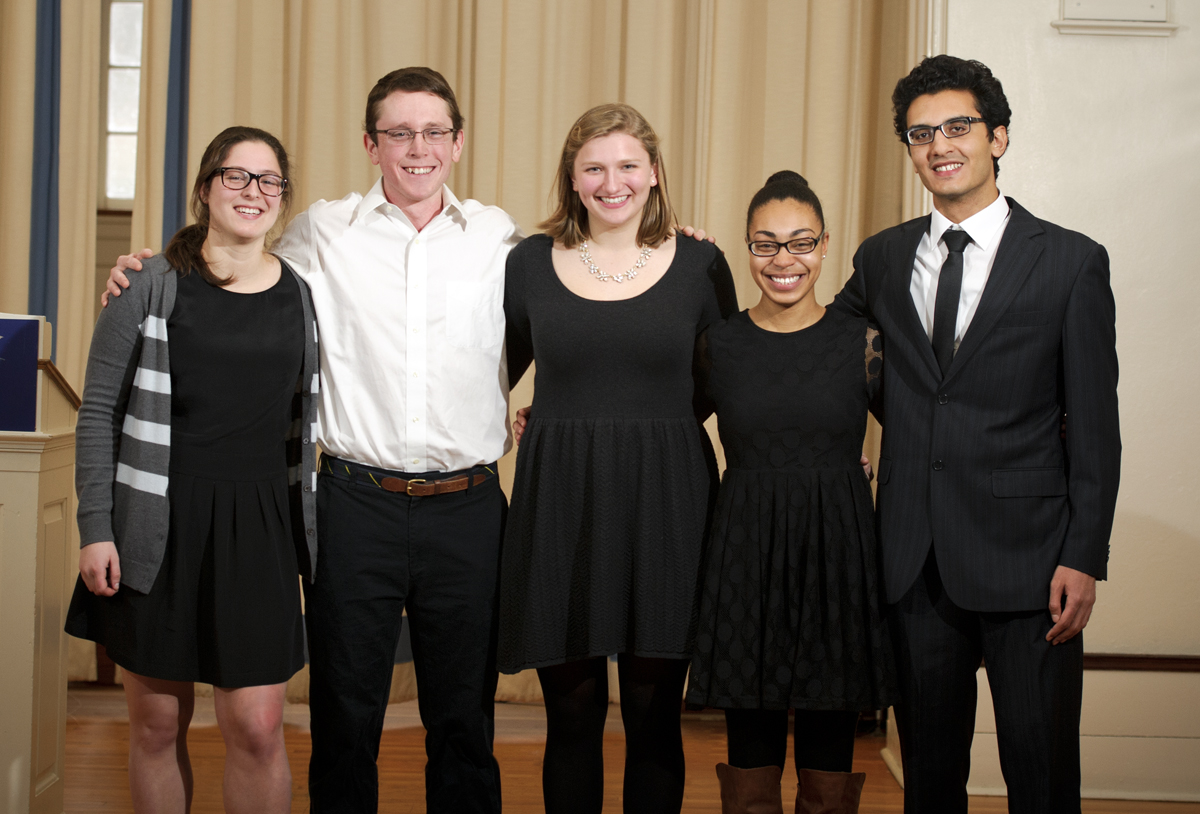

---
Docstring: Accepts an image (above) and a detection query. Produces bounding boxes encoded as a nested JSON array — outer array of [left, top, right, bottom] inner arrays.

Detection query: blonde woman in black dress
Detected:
[[686, 172, 895, 814], [499, 104, 737, 813]]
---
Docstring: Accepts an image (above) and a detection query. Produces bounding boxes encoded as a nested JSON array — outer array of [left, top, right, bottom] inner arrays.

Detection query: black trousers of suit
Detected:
[[890, 552, 1083, 814], [305, 457, 506, 814]]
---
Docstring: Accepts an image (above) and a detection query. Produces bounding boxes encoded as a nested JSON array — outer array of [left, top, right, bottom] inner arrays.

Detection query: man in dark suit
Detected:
[[832, 55, 1120, 813]]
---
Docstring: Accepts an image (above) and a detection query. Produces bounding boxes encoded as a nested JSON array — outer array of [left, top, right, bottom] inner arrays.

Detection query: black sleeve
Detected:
[[865, 323, 884, 424], [700, 247, 739, 331], [692, 327, 717, 423], [503, 245, 535, 390], [830, 240, 872, 319]]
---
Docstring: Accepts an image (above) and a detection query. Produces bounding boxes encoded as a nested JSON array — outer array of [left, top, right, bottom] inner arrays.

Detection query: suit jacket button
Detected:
[[938, 393, 949, 404], [932, 460, 944, 470]]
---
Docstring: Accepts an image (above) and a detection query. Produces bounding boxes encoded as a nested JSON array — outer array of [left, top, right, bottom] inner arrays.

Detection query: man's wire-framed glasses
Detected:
[[212, 168, 287, 197], [747, 231, 825, 258], [368, 127, 458, 145]]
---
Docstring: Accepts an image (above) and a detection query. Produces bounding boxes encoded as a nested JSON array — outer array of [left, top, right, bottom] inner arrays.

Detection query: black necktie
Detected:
[[932, 228, 971, 376]]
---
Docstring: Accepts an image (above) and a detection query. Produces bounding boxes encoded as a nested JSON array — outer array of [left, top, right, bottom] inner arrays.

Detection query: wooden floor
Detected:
[[65, 686, 1198, 813]]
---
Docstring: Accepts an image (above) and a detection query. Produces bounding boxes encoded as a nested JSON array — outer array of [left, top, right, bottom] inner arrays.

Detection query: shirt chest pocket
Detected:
[[445, 281, 504, 348]]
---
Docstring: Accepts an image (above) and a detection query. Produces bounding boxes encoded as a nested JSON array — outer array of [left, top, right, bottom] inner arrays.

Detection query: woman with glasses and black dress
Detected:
[[685, 172, 895, 814], [67, 127, 318, 814]]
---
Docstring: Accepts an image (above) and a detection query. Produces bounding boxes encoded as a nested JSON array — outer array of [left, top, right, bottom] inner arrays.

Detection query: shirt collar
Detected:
[[350, 179, 469, 229], [929, 193, 1010, 251]]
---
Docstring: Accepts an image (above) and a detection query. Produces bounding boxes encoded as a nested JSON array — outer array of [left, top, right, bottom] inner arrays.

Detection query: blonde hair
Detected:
[[540, 103, 675, 249]]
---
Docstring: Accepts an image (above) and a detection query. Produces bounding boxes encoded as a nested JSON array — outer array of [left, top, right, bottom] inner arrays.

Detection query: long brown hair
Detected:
[[163, 126, 293, 286], [540, 104, 675, 249]]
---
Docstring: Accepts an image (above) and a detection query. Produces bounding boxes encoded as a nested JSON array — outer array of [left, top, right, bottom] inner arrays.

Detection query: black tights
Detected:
[[725, 708, 858, 775], [538, 654, 689, 814]]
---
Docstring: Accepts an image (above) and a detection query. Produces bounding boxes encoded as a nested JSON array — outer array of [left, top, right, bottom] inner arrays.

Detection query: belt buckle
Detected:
[[406, 478, 427, 496]]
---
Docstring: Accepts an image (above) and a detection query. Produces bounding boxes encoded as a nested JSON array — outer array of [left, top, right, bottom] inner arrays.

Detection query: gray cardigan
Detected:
[[75, 254, 320, 593]]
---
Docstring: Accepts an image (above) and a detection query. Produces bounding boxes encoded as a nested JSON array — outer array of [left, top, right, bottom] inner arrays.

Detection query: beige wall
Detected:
[[943, 0, 1200, 656]]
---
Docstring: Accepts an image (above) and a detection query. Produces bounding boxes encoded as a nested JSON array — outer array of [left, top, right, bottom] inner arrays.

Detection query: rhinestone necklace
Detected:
[[578, 240, 653, 283]]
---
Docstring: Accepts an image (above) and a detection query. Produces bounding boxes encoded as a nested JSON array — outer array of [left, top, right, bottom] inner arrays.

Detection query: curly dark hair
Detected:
[[892, 55, 1011, 178]]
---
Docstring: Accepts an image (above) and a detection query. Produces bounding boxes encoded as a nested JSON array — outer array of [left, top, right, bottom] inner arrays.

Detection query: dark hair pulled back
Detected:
[[746, 170, 825, 236], [163, 126, 293, 286]]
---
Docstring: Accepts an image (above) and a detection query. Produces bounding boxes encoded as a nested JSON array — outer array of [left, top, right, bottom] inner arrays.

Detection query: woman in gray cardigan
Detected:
[[67, 126, 318, 814]]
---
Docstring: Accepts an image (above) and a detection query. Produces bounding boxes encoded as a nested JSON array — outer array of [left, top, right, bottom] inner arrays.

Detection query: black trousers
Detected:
[[305, 457, 505, 814], [890, 553, 1083, 814]]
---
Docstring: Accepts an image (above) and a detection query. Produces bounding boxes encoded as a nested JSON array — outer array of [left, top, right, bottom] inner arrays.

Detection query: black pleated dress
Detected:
[[497, 234, 736, 673], [686, 308, 896, 711], [66, 265, 306, 688]]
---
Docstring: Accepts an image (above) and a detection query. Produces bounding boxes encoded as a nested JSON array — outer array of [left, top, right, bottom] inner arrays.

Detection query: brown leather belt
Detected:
[[379, 474, 488, 496]]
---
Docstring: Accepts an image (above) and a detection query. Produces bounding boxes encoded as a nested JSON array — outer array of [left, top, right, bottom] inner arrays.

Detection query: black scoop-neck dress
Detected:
[[497, 234, 737, 672]]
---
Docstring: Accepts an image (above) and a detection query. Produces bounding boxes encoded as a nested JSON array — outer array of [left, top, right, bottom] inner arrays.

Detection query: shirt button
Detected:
[[413, 327, 420, 333], [307, 528, 314, 536], [304, 485, 312, 492], [302, 437, 310, 444], [412, 458, 420, 465], [932, 460, 944, 471], [412, 372, 419, 378], [412, 417, 419, 423], [938, 394, 949, 405]]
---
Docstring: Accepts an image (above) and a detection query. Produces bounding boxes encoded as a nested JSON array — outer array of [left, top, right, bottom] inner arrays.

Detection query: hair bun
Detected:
[[765, 170, 808, 188]]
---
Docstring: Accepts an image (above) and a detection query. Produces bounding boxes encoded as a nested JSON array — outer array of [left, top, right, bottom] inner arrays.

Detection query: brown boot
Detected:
[[716, 763, 785, 814], [794, 768, 866, 814]]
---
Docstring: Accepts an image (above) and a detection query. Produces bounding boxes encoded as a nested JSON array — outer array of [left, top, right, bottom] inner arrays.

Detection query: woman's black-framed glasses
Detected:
[[213, 168, 287, 197], [747, 231, 825, 258]]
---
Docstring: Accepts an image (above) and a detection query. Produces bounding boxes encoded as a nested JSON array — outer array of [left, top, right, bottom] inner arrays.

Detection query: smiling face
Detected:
[[202, 140, 283, 244], [906, 88, 1007, 221], [747, 198, 827, 313], [571, 132, 658, 236], [365, 90, 464, 216]]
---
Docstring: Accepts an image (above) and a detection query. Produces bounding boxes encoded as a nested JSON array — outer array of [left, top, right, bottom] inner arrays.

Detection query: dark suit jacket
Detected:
[[832, 198, 1120, 612]]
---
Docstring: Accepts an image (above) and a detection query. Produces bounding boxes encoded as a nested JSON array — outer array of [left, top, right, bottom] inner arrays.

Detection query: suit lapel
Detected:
[[944, 198, 1045, 382], [882, 216, 941, 382]]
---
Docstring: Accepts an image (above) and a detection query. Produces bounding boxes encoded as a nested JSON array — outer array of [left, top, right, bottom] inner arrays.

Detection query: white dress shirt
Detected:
[[275, 180, 523, 473], [911, 193, 1011, 350]]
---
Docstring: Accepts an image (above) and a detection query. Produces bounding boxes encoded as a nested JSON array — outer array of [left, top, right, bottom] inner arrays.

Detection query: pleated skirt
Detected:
[[497, 416, 712, 672], [686, 466, 896, 711], [66, 448, 304, 688]]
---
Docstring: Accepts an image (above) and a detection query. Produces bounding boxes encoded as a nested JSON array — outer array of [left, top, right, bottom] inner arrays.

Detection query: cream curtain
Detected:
[[0, 2, 37, 315], [55, 1, 101, 394], [61, 0, 913, 700], [172, 0, 911, 704], [129, 0, 178, 254]]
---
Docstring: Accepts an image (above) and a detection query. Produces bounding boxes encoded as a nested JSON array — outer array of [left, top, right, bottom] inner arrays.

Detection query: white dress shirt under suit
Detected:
[[910, 192, 1011, 352]]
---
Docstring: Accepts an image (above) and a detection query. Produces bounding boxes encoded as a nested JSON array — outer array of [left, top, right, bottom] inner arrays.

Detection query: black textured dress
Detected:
[[66, 266, 306, 688], [497, 234, 737, 672], [685, 308, 896, 711]]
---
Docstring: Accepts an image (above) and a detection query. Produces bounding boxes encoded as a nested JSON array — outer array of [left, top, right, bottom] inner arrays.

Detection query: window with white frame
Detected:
[[101, 0, 143, 209]]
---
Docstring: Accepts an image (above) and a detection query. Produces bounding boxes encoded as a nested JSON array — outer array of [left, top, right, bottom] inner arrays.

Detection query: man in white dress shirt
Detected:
[[832, 56, 1120, 812], [276, 67, 519, 814], [110, 67, 519, 814]]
